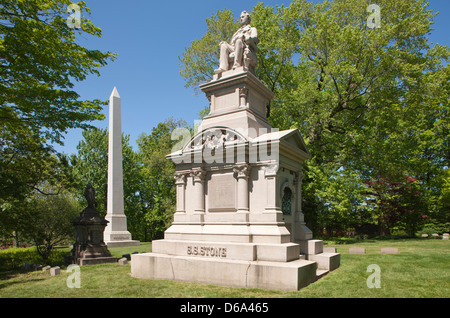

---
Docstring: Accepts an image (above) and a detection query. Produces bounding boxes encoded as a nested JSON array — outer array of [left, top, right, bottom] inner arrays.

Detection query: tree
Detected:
[[20, 185, 81, 260], [178, 0, 449, 236], [0, 0, 116, 207], [180, 9, 239, 92], [0, 0, 116, 144], [0, 153, 78, 248], [71, 128, 147, 240], [137, 118, 190, 240]]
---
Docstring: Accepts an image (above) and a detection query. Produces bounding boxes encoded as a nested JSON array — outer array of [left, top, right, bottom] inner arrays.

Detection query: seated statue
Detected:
[[214, 11, 259, 75]]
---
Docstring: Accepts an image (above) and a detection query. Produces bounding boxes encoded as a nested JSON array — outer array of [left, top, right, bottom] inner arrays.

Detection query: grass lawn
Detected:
[[0, 239, 448, 298]]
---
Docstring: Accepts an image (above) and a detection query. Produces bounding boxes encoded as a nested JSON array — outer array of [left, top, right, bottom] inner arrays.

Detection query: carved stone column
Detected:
[[174, 172, 187, 213], [234, 164, 251, 219], [263, 163, 283, 221], [190, 168, 206, 215]]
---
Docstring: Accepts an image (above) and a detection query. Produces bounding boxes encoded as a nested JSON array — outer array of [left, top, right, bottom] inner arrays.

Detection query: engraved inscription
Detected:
[[187, 245, 227, 258], [208, 173, 236, 212]]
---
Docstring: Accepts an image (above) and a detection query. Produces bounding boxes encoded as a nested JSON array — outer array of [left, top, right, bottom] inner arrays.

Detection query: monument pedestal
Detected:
[[131, 68, 339, 290], [104, 214, 140, 247], [70, 185, 118, 266], [132, 252, 317, 291]]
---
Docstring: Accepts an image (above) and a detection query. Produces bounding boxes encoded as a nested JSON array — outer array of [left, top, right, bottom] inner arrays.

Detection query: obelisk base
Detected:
[[104, 215, 140, 247]]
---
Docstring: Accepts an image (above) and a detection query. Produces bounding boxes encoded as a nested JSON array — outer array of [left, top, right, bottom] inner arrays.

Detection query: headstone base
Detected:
[[79, 256, 118, 266], [104, 228, 140, 247]]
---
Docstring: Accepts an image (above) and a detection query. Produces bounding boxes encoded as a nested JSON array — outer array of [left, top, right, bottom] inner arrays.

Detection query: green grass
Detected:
[[0, 239, 448, 298]]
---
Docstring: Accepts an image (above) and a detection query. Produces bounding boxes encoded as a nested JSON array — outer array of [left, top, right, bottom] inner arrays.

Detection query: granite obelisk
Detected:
[[104, 87, 139, 247]]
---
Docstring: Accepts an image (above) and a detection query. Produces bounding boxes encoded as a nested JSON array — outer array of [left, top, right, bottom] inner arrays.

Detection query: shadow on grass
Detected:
[[0, 270, 45, 290]]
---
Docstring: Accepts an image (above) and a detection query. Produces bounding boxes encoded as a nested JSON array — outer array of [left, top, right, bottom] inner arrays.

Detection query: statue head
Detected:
[[240, 11, 251, 26]]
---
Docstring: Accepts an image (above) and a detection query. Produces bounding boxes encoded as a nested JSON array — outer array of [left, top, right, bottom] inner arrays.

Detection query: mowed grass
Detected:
[[0, 239, 448, 298]]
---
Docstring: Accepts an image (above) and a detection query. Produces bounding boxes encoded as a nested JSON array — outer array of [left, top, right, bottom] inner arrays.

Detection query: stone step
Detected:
[[316, 269, 329, 279]]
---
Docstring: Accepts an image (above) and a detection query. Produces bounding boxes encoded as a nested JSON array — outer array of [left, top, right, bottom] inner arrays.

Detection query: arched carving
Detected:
[[183, 127, 247, 152]]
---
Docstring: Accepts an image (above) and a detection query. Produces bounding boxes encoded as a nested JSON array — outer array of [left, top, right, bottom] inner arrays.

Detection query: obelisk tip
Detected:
[[110, 86, 120, 99]]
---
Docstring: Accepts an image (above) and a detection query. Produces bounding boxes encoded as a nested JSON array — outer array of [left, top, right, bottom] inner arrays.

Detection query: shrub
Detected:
[[0, 246, 69, 271], [417, 220, 450, 237]]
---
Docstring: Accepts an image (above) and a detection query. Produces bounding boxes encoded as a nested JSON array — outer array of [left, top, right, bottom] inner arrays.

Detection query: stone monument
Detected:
[[131, 11, 339, 291], [69, 184, 117, 266], [104, 87, 139, 247]]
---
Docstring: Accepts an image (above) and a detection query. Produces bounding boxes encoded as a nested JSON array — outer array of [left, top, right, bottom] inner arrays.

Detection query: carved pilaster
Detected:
[[190, 168, 206, 213], [174, 172, 187, 213], [234, 164, 251, 218], [263, 163, 281, 216], [239, 87, 249, 108]]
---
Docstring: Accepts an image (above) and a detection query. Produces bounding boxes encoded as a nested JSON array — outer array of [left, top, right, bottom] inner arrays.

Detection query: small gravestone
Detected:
[[118, 258, 128, 265], [42, 265, 51, 272], [323, 247, 336, 253], [432, 233, 439, 239], [421, 233, 428, 238], [443, 233, 449, 240], [381, 247, 398, 254], [50, 266, 60, 276], [349, 247, 365, 254]]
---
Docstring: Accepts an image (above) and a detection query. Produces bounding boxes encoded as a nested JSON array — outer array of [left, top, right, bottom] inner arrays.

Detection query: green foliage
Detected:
[[71, 128, 147, 240], [0, 152, 77, 247], [0, 246, 68, 270], [179, 9, 239, 91], [71, 128, 110, 213], [419, 220, 450, 236], [14, 185, 80, 259], [137, 118, 190, 240], [0, 0, 116, 216], [0, 0, 116, 144]]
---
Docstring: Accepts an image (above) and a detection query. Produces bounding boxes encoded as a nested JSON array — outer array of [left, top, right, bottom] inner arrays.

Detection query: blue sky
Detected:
[[53, 0, 450, 155]]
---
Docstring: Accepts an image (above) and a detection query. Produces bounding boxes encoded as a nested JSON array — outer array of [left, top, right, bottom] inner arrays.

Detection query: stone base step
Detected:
[[316, 269, 329, 279], [131, 252, 318, 291]]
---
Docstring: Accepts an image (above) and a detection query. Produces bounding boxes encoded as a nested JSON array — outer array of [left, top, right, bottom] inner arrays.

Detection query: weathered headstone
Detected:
[[349, 247, 366, 254], [50, 266, 60, 276], [443, 233, 449, 240], [323, 247, 337, 253], [381, 247, 399, 254], [42, 265, 51, 271], [421, 233, 429, 238], [118, 258, 128, 265]]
